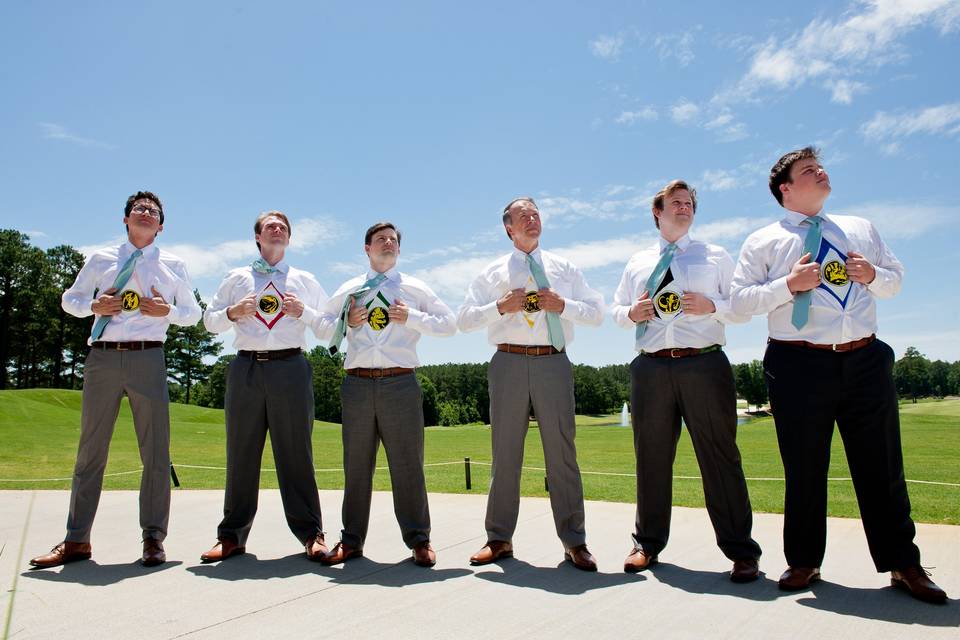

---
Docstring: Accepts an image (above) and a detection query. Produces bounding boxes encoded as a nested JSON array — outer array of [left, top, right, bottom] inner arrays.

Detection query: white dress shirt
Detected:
[[316, 267, 456, 369], [731, 211, 902, 343], [611, 234, 747, 352], [457, 246, 604, 346], [62, 240, 201, 344], [204, 260, 329, 350]]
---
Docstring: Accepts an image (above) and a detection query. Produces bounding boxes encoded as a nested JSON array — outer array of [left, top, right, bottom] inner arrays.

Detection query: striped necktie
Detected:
[[791, 216, 823, 330], [329, 273, 388, 355], [636, 242, 677, 339], [90, 248, 143, 341]]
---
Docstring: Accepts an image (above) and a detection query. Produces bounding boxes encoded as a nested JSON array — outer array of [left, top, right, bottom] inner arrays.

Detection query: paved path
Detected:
[[1, 490, 957, 639]]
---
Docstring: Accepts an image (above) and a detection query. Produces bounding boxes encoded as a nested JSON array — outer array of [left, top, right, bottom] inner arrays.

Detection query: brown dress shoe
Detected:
[[29, 541, 92, 568], [412, 542, 437, 567], [565, 544, 598, 572], [623, 548, 658, 573], [891, 566, 948, 604], [469, 540, 513, 566], [778, 566, 821, 590], [730, 558, 760, 583], [142, 538, 166, 567], [305, 534, 328, 561], [200, 538, 245, 563], [320, 541, 363, 566]]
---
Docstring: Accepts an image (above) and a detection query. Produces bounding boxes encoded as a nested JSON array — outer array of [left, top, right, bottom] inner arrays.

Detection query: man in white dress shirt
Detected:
[[200, 211, 330, 563], [30, 191, 201, 569], [317, 222, 455, 567], [731, 147, 946, 603], [458, 197, 604, 571], [612, 180, 762, 580]]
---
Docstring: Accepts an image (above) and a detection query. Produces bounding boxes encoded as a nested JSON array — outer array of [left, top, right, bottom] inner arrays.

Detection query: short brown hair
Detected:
[[365, 222, 401, 246], [254, 211, 292, 250], [769, 146, 820, 206], [124, 191, 164, 224], [502, 196, 538, 239], [651, 180, 697, 229]]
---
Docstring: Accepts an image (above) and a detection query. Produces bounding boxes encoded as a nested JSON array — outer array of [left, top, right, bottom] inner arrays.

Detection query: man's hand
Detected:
[[226, 293, 257, 321], [787, 252, 821, 293], [537, 288, 565, 313], [91, 287, 122, 316], [139, 286, 171, 317], [681, 292, 715, 316], [845, 250, 876, 285], [347, 298, 366, 328], [628, 290, 655, 323], [496, 288, 526, 315], [282, 292, 304, 318], [388, 299, 409, 324]]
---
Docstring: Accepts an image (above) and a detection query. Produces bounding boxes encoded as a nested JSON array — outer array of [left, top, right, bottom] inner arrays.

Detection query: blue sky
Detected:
[[2, 0, 959, 366]]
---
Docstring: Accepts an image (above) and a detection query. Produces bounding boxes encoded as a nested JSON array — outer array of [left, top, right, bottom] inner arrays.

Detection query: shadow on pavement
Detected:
[[796, 582, 959, 626], [648, 562, 781, 601], [473, 558, 638, 594], [22, 559, 183, 586], [327, 557, 472, 587], [186, 553, 327, 580]]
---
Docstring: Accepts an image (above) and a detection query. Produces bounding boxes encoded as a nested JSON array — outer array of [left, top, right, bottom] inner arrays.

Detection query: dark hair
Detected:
[[651, 180, 697, 229], [365, 222, 401, 246], [124, 191, 164, 224], [501, 196, 537, 226], [254, 211, 292, 250], [769, 146, 821, 206]]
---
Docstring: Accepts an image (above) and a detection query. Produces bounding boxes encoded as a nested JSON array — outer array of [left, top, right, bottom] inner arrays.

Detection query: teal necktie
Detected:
[[791, 216, 823, 330], [251, 258, 278, 274], [90, 248, 143, 341], [636, 243, 677, 339], [525, 253, 566, 352], [329, 273, 388, 355]]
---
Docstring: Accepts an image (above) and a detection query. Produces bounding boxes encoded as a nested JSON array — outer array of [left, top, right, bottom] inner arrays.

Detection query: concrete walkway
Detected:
[[1, 490, 957, 639]]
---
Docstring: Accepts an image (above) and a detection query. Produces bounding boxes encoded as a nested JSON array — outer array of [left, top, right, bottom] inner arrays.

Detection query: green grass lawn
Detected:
[[1, 389, 957, 524]]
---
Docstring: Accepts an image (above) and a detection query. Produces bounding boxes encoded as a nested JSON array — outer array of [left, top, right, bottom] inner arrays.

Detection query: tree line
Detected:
[[3, 229, 956, 424]]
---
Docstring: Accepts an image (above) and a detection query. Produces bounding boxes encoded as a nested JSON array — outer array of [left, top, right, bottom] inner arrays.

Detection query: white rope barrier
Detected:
[[1, 460, 957, 487]]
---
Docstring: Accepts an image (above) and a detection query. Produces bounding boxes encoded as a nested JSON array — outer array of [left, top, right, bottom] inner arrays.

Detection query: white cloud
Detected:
[[670, 99, 701, 124], [696, 216, 777, 243], [615, 107, 658, 125], [288, 216, 345, 251], [834, 201, 959, 239], [25, 229, 47, 238], [654, 31, 696, 67], [411, 254, 501, 301], [860, 102, 960, 151], [720, 0, 960, 104], [39, 122, 115, 149], [699, 169, 739, 191], [590, 34, 625, 60]]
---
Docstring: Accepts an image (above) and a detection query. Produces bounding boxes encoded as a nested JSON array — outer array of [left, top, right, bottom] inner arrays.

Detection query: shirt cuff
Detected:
[[559, 297, 576, 321], [772, 275, 794, 306], [480, 300, 501, 324], [300, 305, 318, 326]]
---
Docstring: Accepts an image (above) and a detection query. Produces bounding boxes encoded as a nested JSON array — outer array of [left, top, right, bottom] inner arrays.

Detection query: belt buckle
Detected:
[[255, 351, 269, 362], [670, 348, 681, 358], [372, 369, 385, 378], [116, 343, 128, 351]]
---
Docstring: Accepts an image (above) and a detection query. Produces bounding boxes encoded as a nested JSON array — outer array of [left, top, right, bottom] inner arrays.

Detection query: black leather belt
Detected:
[[642, 345, 722, 359], [346, 367, 415, 378], [237, 348, 303, 361], [768, 334, 875, 352], [92, 341, 163, 351]]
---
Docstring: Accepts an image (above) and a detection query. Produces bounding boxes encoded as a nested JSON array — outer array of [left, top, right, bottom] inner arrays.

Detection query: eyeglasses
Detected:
[[131, 204, 162, 219]]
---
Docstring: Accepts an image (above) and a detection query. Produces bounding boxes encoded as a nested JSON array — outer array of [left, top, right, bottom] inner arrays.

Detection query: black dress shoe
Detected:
[[891, 566, 947, 604], [730, 558, 760, 583], [142, 538, 166, 567], [778, 566, 821, 590]]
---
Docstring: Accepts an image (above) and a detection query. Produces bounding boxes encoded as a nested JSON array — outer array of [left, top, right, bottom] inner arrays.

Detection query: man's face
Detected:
[[782, 157, 831, 210], [505, 200, 542, 245], [124, 198, 163, 234], [365, 227, 400, 267], [255, 216, 290, 250], [654, 188, 694, 236]]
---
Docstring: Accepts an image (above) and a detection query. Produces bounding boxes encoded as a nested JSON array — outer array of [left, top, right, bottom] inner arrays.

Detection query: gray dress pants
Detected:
[[339, 373, 430, 549], [217, 353, 323, 546], [67, 347, 170, 543], [485, 350, 587, 548]]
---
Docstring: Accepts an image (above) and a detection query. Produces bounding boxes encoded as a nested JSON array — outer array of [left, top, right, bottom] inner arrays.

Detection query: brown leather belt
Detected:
[[347, 367, 414, 378], [237, 348, 303, 361], [92, 341, 163, 351], [642, 344, 722, 359], [768, 334, 875, 352], [497, 344, 563, 356]]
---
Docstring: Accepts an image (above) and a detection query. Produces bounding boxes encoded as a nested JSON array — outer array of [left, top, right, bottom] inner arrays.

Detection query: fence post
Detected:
[[464, 457, 472, 490], [170, 463, 181, 488]]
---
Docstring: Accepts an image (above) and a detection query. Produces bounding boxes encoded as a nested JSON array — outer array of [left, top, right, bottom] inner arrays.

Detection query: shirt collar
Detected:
[[366, 265, 400, 282], [513, 245, 543, 263], [784, 210, 827, 227], [121, 240, 158, 260], [658, 233, 690, 253]]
